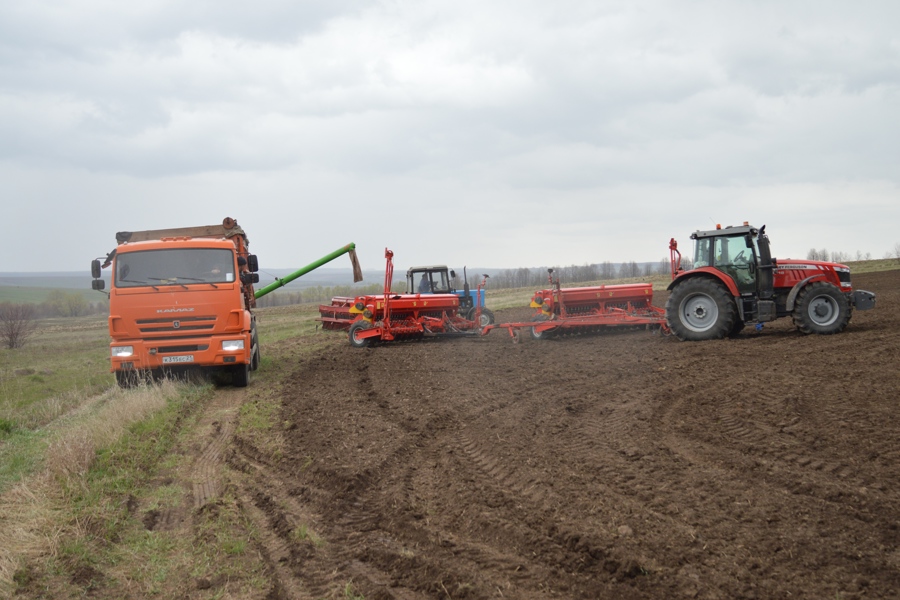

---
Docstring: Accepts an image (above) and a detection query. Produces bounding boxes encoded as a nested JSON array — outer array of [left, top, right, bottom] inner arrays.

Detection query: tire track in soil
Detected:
[[238, 270, 900, 600]]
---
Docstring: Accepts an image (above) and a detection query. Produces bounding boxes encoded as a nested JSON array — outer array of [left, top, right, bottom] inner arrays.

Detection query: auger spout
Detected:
[[254, 243, 362, 299]]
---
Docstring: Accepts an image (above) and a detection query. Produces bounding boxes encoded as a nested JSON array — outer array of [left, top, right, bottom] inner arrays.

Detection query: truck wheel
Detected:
[[792, 282, 850, 335], [467, 307, 495, 327], [349, 321, 373, 348], [666, 278, 737, 341], [232, 363, 250, 387], [250, 328, 260, 371]]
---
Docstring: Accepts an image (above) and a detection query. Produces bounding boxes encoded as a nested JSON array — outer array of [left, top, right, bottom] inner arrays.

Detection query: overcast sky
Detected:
[[2, 0, 898, 277]]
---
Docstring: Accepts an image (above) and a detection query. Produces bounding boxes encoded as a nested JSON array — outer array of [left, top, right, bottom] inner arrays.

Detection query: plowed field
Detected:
[[233, 270, 900, 599]]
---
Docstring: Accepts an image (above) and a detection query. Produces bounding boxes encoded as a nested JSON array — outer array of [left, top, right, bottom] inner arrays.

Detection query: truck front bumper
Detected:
[[110, 333, 252, 372]]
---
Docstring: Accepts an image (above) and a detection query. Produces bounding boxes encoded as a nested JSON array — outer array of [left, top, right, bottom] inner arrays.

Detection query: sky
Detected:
[[2, 0, 898, 278]]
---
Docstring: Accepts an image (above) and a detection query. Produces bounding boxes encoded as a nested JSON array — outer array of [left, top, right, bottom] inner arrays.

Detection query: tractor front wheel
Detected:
[[792, 282, 850, 335], [666, 278, 737, 341], [349, 320, 373, 348]]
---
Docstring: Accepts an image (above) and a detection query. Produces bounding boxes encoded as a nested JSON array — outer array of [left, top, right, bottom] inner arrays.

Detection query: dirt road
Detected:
[[233, 270, 900, 599]]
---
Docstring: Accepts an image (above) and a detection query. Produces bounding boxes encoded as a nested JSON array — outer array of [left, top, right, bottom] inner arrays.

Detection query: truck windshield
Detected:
[[115, 248, 235, 288]]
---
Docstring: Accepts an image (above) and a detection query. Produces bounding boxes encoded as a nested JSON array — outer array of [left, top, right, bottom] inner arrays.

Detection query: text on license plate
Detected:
[[162, 355, 194, 364]]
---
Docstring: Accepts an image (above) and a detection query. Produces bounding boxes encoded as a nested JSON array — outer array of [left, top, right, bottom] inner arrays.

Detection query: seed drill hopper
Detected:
[[482, 269, 669, 342]]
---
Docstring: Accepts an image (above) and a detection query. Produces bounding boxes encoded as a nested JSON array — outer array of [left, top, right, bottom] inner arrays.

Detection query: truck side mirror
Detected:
[[91, 259, 102, 279], [92, 279, 106, 291], [247, 254, 259, 273], [450, 270, 456, 278], [241, 273, 260, 284]]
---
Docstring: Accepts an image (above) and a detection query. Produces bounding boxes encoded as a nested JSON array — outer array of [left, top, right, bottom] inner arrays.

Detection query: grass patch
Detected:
[[0, 381, 208, 595]]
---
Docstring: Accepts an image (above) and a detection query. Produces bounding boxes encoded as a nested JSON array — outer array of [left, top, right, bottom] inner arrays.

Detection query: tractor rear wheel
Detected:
[[349, 320, 373, 348], [666, 278, 737, 341], [792, 282, 850, 335]]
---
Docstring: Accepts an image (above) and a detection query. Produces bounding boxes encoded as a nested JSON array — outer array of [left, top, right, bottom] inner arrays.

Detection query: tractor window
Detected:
[[714, 236, 751, 267], [432, 270, 450, 293], [714, 235, 755, 292], [694, 238, 711, 267]]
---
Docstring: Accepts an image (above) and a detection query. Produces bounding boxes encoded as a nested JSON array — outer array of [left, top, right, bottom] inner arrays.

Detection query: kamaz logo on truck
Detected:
[[157, 308, 195, 313]]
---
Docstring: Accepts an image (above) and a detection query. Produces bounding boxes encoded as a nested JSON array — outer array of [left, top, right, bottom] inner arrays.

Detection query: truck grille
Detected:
[[136, 315, 217, 333], [157, 345, 210, 353]]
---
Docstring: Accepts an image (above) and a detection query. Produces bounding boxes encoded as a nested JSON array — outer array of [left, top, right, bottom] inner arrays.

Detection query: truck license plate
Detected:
[[162, 355, 194, 364]]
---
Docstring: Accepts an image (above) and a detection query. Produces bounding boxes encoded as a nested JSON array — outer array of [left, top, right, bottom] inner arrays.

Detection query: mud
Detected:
[[235, 270, 900, 599]]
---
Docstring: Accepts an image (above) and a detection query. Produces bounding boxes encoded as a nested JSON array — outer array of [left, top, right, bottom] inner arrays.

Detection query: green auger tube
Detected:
[[254, 243, 362, 299]]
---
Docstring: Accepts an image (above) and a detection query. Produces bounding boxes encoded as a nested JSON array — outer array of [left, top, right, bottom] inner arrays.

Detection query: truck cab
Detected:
[[92, 218, 261, 387]]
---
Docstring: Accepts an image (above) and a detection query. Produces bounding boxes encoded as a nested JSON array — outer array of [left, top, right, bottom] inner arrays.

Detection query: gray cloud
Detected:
[[2, 0, 898, 271]]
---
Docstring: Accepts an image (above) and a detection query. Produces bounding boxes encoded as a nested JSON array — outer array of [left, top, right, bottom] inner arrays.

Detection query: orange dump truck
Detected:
[[91, 217, 262, 387]]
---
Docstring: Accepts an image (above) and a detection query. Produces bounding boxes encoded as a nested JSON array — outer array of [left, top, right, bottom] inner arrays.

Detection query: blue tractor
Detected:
[[406, 265, 495, 326]]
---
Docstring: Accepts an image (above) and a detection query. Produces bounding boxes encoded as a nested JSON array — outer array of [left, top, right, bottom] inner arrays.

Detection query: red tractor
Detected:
[[666, 223, 876, 341]]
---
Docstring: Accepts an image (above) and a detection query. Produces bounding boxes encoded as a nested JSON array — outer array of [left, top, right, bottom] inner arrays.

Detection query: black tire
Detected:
[[232, 362, 250, 387], [666, 277, 737, 341], [251, 345, 261, 371], [466, 307, 495, 327], [729, 320, 745, 338], [349, 320, 373, 348], [792, 282, 850, 335], [250, 327, 260, 371], [530, 315, 553, 340]]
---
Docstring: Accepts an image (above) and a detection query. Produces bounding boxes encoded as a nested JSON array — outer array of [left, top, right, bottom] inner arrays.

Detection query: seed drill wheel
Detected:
[[467, 307, 495, 327], [349, 320, 373, 348], [792, 281, 850, 334], [666, 277, 737, 341], [530, 315, 553, 340]]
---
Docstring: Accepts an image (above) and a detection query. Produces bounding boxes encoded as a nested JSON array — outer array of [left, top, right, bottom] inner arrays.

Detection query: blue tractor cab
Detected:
[[405, 265, 495, 326]]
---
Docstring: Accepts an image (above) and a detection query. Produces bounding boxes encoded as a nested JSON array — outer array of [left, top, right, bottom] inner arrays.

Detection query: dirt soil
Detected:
[[232, 270, 900, 599]]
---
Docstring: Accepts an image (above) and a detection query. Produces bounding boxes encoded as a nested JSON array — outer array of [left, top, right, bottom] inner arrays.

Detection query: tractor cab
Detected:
[[406, 266, 455, 295], [690, 223, 777, 322]]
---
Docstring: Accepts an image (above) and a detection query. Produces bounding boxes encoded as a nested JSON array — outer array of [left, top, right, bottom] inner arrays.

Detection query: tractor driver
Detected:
[[418, 274, 432, 293]]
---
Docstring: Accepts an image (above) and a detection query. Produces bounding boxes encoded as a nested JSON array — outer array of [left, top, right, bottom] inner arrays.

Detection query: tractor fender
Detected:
[[785, 275, 829, 312], [667, 268, 740, 298]]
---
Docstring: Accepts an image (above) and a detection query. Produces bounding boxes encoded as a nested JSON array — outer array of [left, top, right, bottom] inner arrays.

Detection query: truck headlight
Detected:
[[222, 340, 245, 351], [111, 346, 134, 357]]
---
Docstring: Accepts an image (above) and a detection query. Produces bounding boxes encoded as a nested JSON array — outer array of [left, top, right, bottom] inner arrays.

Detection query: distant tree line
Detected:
[[255, 283, 396, 308], [806, 249, 874, 263], [480, 258, 691, 290]]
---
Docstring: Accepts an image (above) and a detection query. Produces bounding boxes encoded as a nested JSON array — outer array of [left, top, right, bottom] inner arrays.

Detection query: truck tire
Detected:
[[792, 282, 850, 335], [250, 327, 260, 371], [467, 307, 495, 327], [666, 278, 737, 341], [349, 320, 373, 348], [232, 363, 250, 387]]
